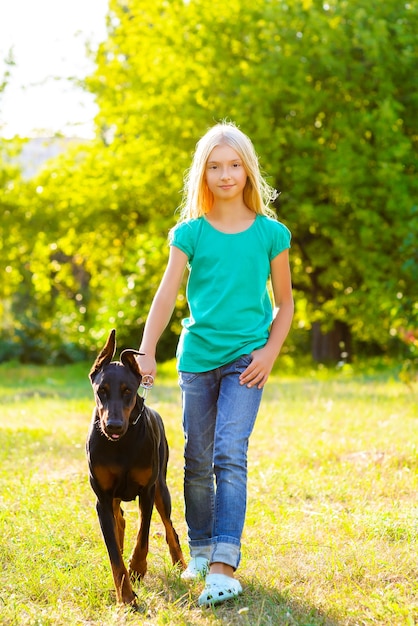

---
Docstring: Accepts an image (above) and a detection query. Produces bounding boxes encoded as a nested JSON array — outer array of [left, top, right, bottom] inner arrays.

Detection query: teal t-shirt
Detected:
[[170, 214, 291, 372]]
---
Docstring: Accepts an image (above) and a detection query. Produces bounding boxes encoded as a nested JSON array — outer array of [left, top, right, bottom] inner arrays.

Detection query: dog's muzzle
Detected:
[[102, 416, 126, 441]]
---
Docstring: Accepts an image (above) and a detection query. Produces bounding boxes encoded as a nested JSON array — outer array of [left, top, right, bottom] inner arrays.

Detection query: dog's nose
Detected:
[[105, 419, 124, 436]]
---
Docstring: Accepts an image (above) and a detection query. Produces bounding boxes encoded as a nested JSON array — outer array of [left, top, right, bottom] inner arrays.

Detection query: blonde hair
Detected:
[[178, 121, 278, 221]]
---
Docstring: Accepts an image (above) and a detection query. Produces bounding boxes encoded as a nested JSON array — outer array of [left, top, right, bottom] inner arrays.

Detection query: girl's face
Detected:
[[205, 144, 248, 204]]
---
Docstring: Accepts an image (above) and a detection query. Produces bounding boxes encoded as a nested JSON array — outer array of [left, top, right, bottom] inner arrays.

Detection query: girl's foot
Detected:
[[181, 556, 209, 581], [209, 562, 235, 578], [198, 573, 242, 606]]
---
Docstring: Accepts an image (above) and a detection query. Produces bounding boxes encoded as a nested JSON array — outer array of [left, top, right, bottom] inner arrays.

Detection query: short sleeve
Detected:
[[270, 221, 291, 260], [169, 221, 195, 260]]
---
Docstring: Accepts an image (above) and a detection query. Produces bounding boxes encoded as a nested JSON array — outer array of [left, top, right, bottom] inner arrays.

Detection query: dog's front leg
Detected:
[[96, 497, 137, 606], [128, 485, 155, 580]]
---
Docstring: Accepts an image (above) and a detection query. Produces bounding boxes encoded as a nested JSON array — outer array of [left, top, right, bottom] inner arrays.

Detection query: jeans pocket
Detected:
[[234, 354, 253, 373], [178, 371, 200, 386]]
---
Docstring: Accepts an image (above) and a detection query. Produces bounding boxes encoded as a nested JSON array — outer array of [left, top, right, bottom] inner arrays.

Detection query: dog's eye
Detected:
[[123, 389, 132, 398], [98, 386, 107, 398]]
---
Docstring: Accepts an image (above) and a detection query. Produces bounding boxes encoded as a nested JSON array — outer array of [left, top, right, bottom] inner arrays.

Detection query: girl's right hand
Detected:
[[135, 353, 157, 381]]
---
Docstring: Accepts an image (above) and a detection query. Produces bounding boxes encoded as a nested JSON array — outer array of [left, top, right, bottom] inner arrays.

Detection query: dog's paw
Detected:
[[129, 561, 147, 582]]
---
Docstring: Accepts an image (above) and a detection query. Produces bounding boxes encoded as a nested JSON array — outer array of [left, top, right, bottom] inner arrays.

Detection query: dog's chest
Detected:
[[118, 466, 153, 501], [93, 461, 155, 501]]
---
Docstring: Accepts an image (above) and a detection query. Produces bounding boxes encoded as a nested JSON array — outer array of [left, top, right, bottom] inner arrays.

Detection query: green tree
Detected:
[[0, 53, 32, 360], [0, 140, 26, 360], [86, 0, 417, 360], [3, 0, 416, 364]]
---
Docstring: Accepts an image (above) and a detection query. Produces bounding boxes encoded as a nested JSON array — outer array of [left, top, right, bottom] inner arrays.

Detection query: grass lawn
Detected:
[[0, 359, 417, 625]]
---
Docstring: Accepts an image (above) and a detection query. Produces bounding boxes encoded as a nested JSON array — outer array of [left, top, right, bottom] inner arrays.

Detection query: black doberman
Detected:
[[86, 329, 185, 606]]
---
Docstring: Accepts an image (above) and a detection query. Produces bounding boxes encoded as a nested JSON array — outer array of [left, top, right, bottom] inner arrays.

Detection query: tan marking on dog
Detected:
[[93, 464, 122, 491], [129, 467, 153, 487]]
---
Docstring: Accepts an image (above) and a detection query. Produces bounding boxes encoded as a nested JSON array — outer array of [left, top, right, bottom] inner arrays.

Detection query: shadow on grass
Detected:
[[134, 568, 342, 626], [233, 578, 340, 626]]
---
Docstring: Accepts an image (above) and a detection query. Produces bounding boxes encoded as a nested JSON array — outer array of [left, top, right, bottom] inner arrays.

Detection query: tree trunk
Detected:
[[311, 321, 351, 363]]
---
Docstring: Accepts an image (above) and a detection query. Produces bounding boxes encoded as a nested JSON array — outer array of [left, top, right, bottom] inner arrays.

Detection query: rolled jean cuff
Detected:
[[211, 539, 241, 570], [189, 542, 213, 561]]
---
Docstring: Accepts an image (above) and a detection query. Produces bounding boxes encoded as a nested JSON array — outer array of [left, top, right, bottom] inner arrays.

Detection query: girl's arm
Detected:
[[136, 246, 188, 379], [239, 248, 294, 389]]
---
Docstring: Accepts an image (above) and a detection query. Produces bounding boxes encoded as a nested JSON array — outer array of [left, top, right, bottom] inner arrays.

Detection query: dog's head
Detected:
[[89, 329, 144, 441]]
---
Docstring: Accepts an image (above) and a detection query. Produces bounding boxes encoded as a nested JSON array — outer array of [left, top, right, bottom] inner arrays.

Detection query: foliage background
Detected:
[[0, 0, 417, 365]]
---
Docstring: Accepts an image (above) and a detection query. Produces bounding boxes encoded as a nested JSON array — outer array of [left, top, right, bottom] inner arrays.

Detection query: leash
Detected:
[[131, 375, 155, 425]]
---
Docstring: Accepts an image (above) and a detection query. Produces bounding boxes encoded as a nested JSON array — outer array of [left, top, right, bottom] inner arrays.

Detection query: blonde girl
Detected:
[[137, 121, 294, 606], [180, 121, 278, 220]]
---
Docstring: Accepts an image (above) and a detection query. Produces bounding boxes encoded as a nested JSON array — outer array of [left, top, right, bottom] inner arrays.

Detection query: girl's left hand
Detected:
[[239, 348, 275, 389]]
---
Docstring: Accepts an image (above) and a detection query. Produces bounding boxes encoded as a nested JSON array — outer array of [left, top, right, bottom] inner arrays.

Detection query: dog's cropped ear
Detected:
[[120, 349, 145, 380], [89, 329, 117, 382]]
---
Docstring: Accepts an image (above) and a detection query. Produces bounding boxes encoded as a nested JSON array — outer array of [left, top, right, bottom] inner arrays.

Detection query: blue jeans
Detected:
[[178, 355, 263, 570]]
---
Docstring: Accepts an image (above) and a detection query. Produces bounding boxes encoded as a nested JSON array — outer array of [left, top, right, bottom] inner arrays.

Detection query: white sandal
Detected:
[[198, 573, 242, 606], [181, 556, 209, 581]]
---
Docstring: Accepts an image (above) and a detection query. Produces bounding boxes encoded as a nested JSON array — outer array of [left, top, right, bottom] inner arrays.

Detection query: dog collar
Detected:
[[131, 397, 145, 426]]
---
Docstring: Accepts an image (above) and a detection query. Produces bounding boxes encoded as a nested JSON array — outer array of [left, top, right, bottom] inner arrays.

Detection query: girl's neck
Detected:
[[205, 202, 256, 234]]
